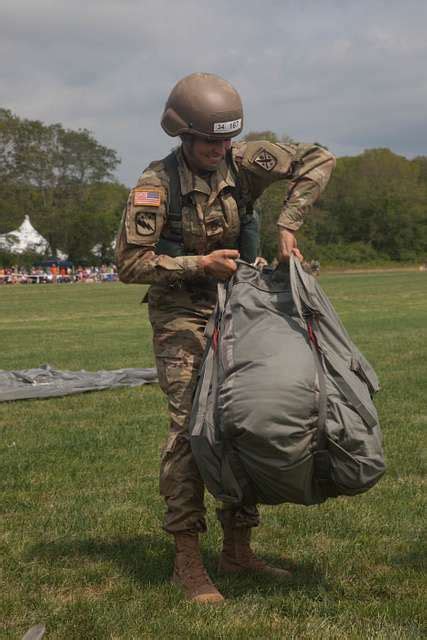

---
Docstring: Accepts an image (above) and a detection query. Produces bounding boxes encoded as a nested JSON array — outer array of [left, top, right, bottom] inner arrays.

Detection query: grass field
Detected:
[[1, 273, 426, 639]]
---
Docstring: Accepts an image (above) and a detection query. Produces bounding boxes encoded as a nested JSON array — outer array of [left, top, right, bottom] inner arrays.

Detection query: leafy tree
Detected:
[[412, 156, 427, 182], [0, 109, 127, 262], [2, 115, 426, 265], [318, 149, 427, 260], [242, 131, 427, 263]]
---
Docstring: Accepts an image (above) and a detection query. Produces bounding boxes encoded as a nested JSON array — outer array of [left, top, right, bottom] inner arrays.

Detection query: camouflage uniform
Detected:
[[115, 140, 335, 534]]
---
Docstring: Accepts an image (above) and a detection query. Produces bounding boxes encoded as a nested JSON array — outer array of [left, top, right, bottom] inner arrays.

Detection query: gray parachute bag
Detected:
[[189, 258, 385, 507]]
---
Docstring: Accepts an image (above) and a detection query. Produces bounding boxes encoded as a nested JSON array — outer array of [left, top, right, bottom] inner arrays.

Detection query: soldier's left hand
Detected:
[[278, 228, 303, 262]]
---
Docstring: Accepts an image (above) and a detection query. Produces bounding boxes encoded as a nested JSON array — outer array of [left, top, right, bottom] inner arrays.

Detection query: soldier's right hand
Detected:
[[200, 249, 240, 280]]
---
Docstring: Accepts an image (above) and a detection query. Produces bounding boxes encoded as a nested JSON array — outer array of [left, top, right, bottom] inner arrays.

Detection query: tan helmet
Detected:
[[161, 72, 243, 139]]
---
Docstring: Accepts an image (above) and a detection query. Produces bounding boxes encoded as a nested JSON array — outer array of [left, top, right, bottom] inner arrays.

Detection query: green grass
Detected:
[[1, 274, 426, 639]]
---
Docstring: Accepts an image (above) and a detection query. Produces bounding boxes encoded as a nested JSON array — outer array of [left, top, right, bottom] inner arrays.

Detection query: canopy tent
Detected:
[[0, 215, 50, 255], [91, 239, 116, 257], [36, 258, 74, 268]]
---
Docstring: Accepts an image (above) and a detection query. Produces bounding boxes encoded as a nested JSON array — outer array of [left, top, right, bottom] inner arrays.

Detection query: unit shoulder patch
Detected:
[[135, 211, 157, 236], [133, 188, 161, 207], [252, 148, 277, 172]]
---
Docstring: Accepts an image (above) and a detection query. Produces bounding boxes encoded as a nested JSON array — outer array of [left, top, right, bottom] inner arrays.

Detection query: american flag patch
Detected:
[[134, 189, 161, 207]]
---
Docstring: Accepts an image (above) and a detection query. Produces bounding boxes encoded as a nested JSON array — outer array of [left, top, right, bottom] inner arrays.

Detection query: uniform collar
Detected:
[[175, 146, 236, 201]]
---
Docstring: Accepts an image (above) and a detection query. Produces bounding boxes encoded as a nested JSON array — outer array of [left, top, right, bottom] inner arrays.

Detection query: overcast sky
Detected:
[[1, 0, 426, 186]]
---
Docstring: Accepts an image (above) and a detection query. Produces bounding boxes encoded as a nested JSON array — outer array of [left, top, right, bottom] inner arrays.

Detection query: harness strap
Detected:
[[163, 151, 182, 235], [158, 149, 259, 261], [307, 317, 336, 492], [307, 318, 328, 450], [154, 152, 184, 257]]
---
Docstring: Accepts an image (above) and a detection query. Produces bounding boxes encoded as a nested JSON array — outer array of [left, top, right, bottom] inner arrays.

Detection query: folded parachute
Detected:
[[190, 257, 385, 507]]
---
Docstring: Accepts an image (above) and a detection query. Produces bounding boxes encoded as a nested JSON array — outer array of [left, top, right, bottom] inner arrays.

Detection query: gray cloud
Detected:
[[1, 0, 426, 185]]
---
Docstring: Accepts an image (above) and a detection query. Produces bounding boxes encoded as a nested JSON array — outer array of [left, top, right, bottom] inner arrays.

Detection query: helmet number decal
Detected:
[[213, 118, 242, 133], [253, 148, 277, 172]]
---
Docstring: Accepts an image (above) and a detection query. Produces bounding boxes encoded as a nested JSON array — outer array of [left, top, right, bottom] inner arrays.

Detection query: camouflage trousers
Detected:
[[148, 282, 260, 534]]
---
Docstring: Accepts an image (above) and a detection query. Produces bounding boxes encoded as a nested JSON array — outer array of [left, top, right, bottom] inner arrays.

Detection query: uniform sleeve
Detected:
[[234, 140, 336, 231], [277, 144, 336, 231], [115, 173, 205, 285]]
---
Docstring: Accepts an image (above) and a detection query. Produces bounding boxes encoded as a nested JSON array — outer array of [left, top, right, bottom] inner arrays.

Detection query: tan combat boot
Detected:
[[172, 533, 224, 604], [218, 524, 291, 578]]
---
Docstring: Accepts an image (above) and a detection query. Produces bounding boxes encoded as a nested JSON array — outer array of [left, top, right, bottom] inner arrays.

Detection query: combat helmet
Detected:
[[161, 72, 243, 139]]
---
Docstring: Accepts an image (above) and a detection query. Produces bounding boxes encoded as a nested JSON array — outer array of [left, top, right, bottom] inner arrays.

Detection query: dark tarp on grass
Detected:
[[0, 364, 158, 402]]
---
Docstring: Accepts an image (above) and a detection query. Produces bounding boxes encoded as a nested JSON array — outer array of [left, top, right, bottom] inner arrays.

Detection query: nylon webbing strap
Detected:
[[193, 349, 215, 433], [307, 318, 332, 485], [217, 282, 227, 314], [162, 151, 183, 243], [221, 439, 258, 506], [162, 149, 248, 250], [204, 311, 216, 340], [204, 283, 227, 340], [220, 442, 244, 504], [310, 333, 328, 450], [325, 355, 378, 428]]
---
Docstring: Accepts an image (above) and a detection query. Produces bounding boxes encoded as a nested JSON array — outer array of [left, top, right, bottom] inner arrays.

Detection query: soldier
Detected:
[[115, 72, 335, 604]]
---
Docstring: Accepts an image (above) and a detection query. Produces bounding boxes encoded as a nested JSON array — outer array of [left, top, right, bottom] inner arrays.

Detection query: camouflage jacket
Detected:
[[115, 140, 335, 286]]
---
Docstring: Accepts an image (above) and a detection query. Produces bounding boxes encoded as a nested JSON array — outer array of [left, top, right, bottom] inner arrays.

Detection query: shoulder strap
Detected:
[[227, 151, 248, 211], [228, 153, 260, 262], [163, 152, 181, 214], [160, 150, 258, 259], [155, 151, 184, 256]]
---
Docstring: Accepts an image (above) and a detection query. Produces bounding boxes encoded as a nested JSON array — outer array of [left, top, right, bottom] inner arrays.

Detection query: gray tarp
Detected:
[[0, 364, 157, 402]]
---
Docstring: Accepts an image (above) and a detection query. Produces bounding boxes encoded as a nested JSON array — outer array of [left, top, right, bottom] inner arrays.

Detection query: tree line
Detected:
[[1, 111, 426, 265], [254, 132, 427, 264], [0, 108, 127, 264]]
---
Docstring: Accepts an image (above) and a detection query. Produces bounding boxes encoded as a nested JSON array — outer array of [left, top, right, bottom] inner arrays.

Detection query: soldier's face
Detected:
[[184, 137, 231, 172]]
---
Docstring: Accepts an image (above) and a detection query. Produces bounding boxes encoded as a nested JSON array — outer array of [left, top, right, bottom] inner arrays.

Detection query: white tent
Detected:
[[0, 215, 49, 255], [55, 249, 69, 261], [91, 239, 116, 257]]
